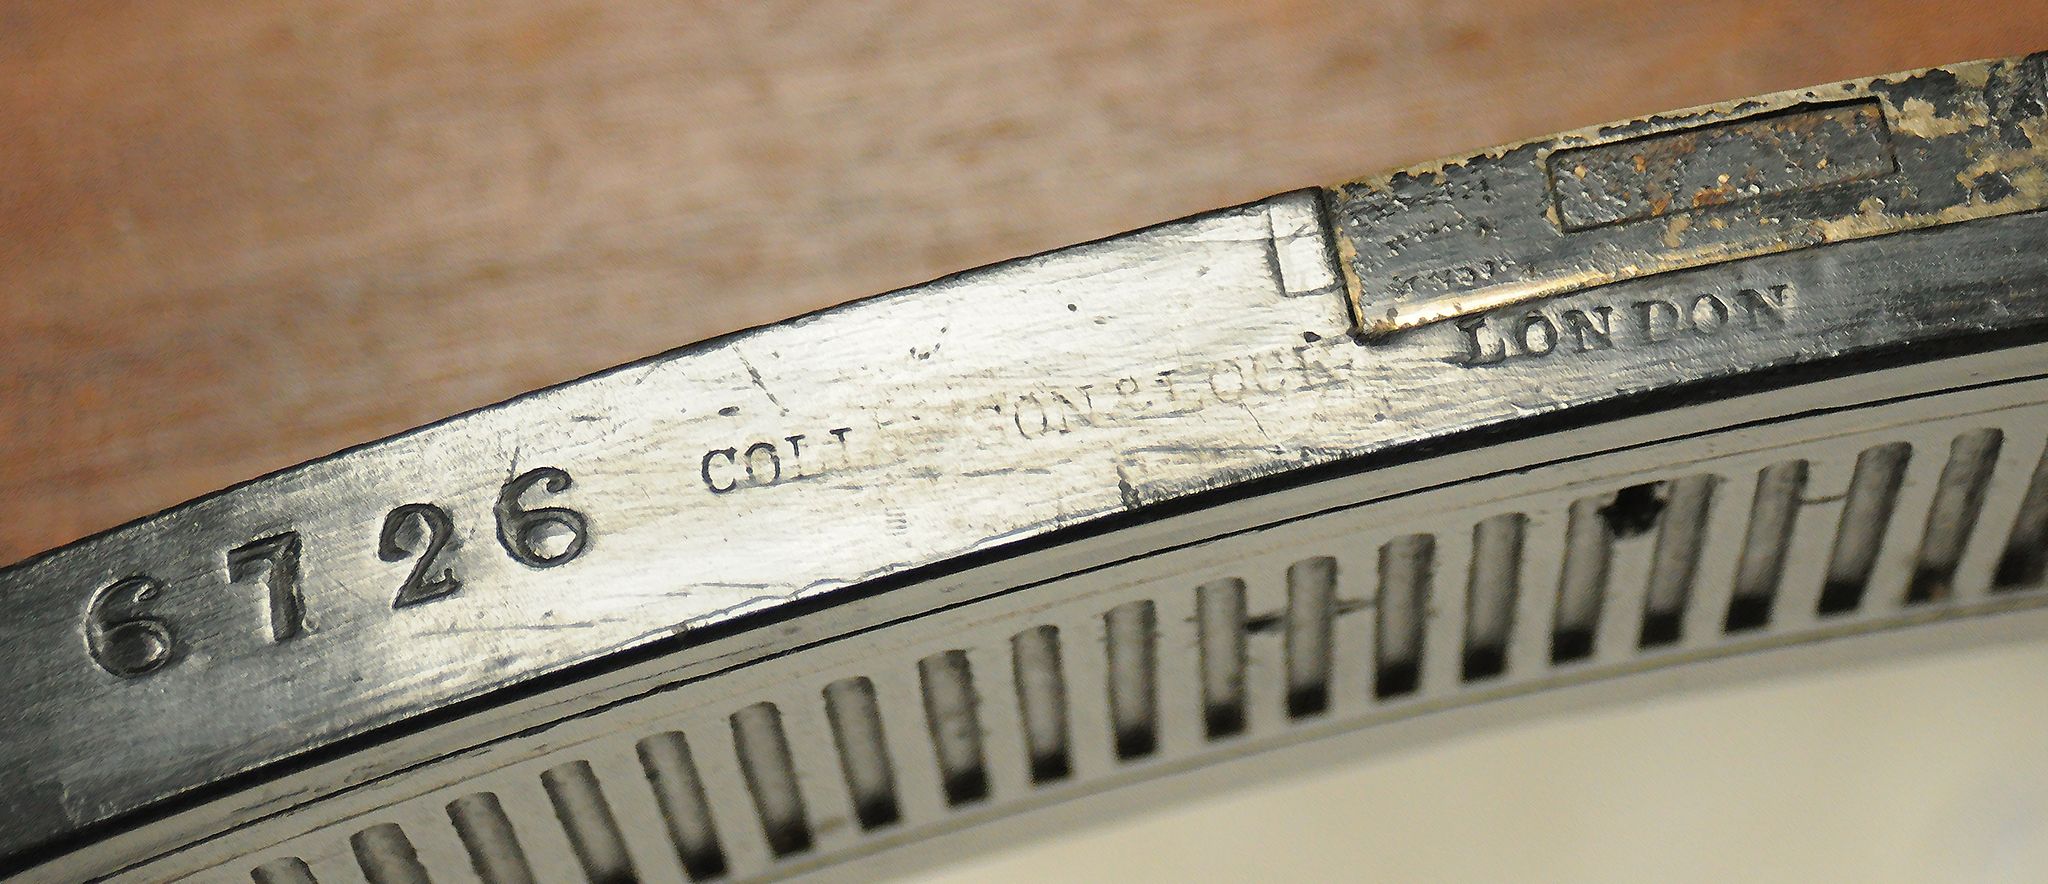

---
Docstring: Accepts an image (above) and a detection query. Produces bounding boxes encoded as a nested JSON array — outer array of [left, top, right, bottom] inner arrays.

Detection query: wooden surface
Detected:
[[4, 1, 2046, 565]]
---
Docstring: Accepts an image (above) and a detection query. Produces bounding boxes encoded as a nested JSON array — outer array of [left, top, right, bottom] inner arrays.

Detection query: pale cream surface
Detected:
[[913, 640, 2048, 883]]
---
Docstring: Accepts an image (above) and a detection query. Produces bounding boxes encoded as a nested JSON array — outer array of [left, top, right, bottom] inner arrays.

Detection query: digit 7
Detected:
[[227, 532, 306, 642]]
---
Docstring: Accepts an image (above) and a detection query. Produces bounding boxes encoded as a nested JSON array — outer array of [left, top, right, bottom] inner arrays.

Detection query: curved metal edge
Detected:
[[109, 360, 2048, 881], [4, 57, 2048, 871]]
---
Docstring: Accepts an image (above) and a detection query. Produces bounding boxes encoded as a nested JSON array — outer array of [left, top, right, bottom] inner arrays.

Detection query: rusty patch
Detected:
[[1329, 54, 2048, 339], [1547, 100, 1896, 231]]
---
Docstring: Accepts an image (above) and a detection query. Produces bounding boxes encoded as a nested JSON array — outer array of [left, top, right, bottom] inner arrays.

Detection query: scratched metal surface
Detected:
[[5, 57, 2048, 875], [1333, 55, 2048, 336]]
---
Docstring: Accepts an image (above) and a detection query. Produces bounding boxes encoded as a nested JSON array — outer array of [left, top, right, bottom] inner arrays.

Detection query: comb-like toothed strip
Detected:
[[153, 385, 2048, 884]]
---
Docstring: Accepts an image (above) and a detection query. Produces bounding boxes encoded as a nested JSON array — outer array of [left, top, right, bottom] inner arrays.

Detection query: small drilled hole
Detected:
[[1599, 482, 1665, 538]]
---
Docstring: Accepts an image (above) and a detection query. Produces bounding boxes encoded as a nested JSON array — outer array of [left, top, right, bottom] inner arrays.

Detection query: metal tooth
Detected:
[[1681, 470, 1752, 651], [687, 711, 778, 874], [1462, 514, 1526, 680], [1326, 546, 1377, 721], [859, 657, 951, 828], [775, 687, 865, 857], [1507, 503, 1569, 678], [1861, 441, 1953, 614], [249, 857, 317, 884], [277, 850, 367, 884], [1552, 497, 1611, 663], [1195, 579, 1249, 739], [917, 651, 989, 805], [959, 643, 1034, 803], [635, 732, 729, 881], [1960, 429, 2048, 599], [1642, 475, 1716, 648], [447, 792, 537, 884], [1819, 442, 1914, 614], [1373, 540, 1429, 697], [1594, 484, 1661, 660], [1905, 429, 2004, 604], [1728, 459, 1809, 632], [1052, 603, 1120, 781], [1103, 600, 1160, 759], [823, 677, 901, 831], [350, 823, 430, 884], [1988, 434, 2048, 591], [1417, 525, 1471, 697], [1229, 559, 1295, 733], [1284, 558, 1337, 714], [1776, 453, 1867, 630], [1009, 626, 1073, 782], [1146, 581, 1206, 760], [441, 778, 584, 882], [583, 738, 696, 882], [540, 760, 636, 882], [387, 819, 476, 884], [729, 702, 813, 857]]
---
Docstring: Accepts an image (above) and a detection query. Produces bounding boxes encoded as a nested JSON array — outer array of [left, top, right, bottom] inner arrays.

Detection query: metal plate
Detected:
[[1332, 55, 2048, 337]]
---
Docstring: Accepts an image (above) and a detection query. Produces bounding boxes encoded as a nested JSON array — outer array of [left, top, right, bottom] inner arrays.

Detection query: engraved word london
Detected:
[[1451, 283, 1792, 367]]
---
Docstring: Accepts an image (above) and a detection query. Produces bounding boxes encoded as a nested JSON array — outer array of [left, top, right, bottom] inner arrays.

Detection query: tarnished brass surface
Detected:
[[1333, 55, 2048, 337]]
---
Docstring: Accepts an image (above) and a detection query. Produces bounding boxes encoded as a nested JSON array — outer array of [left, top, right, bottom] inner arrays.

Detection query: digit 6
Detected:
[[86, 576, 177, 678], [496, 467, 589, 568]]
